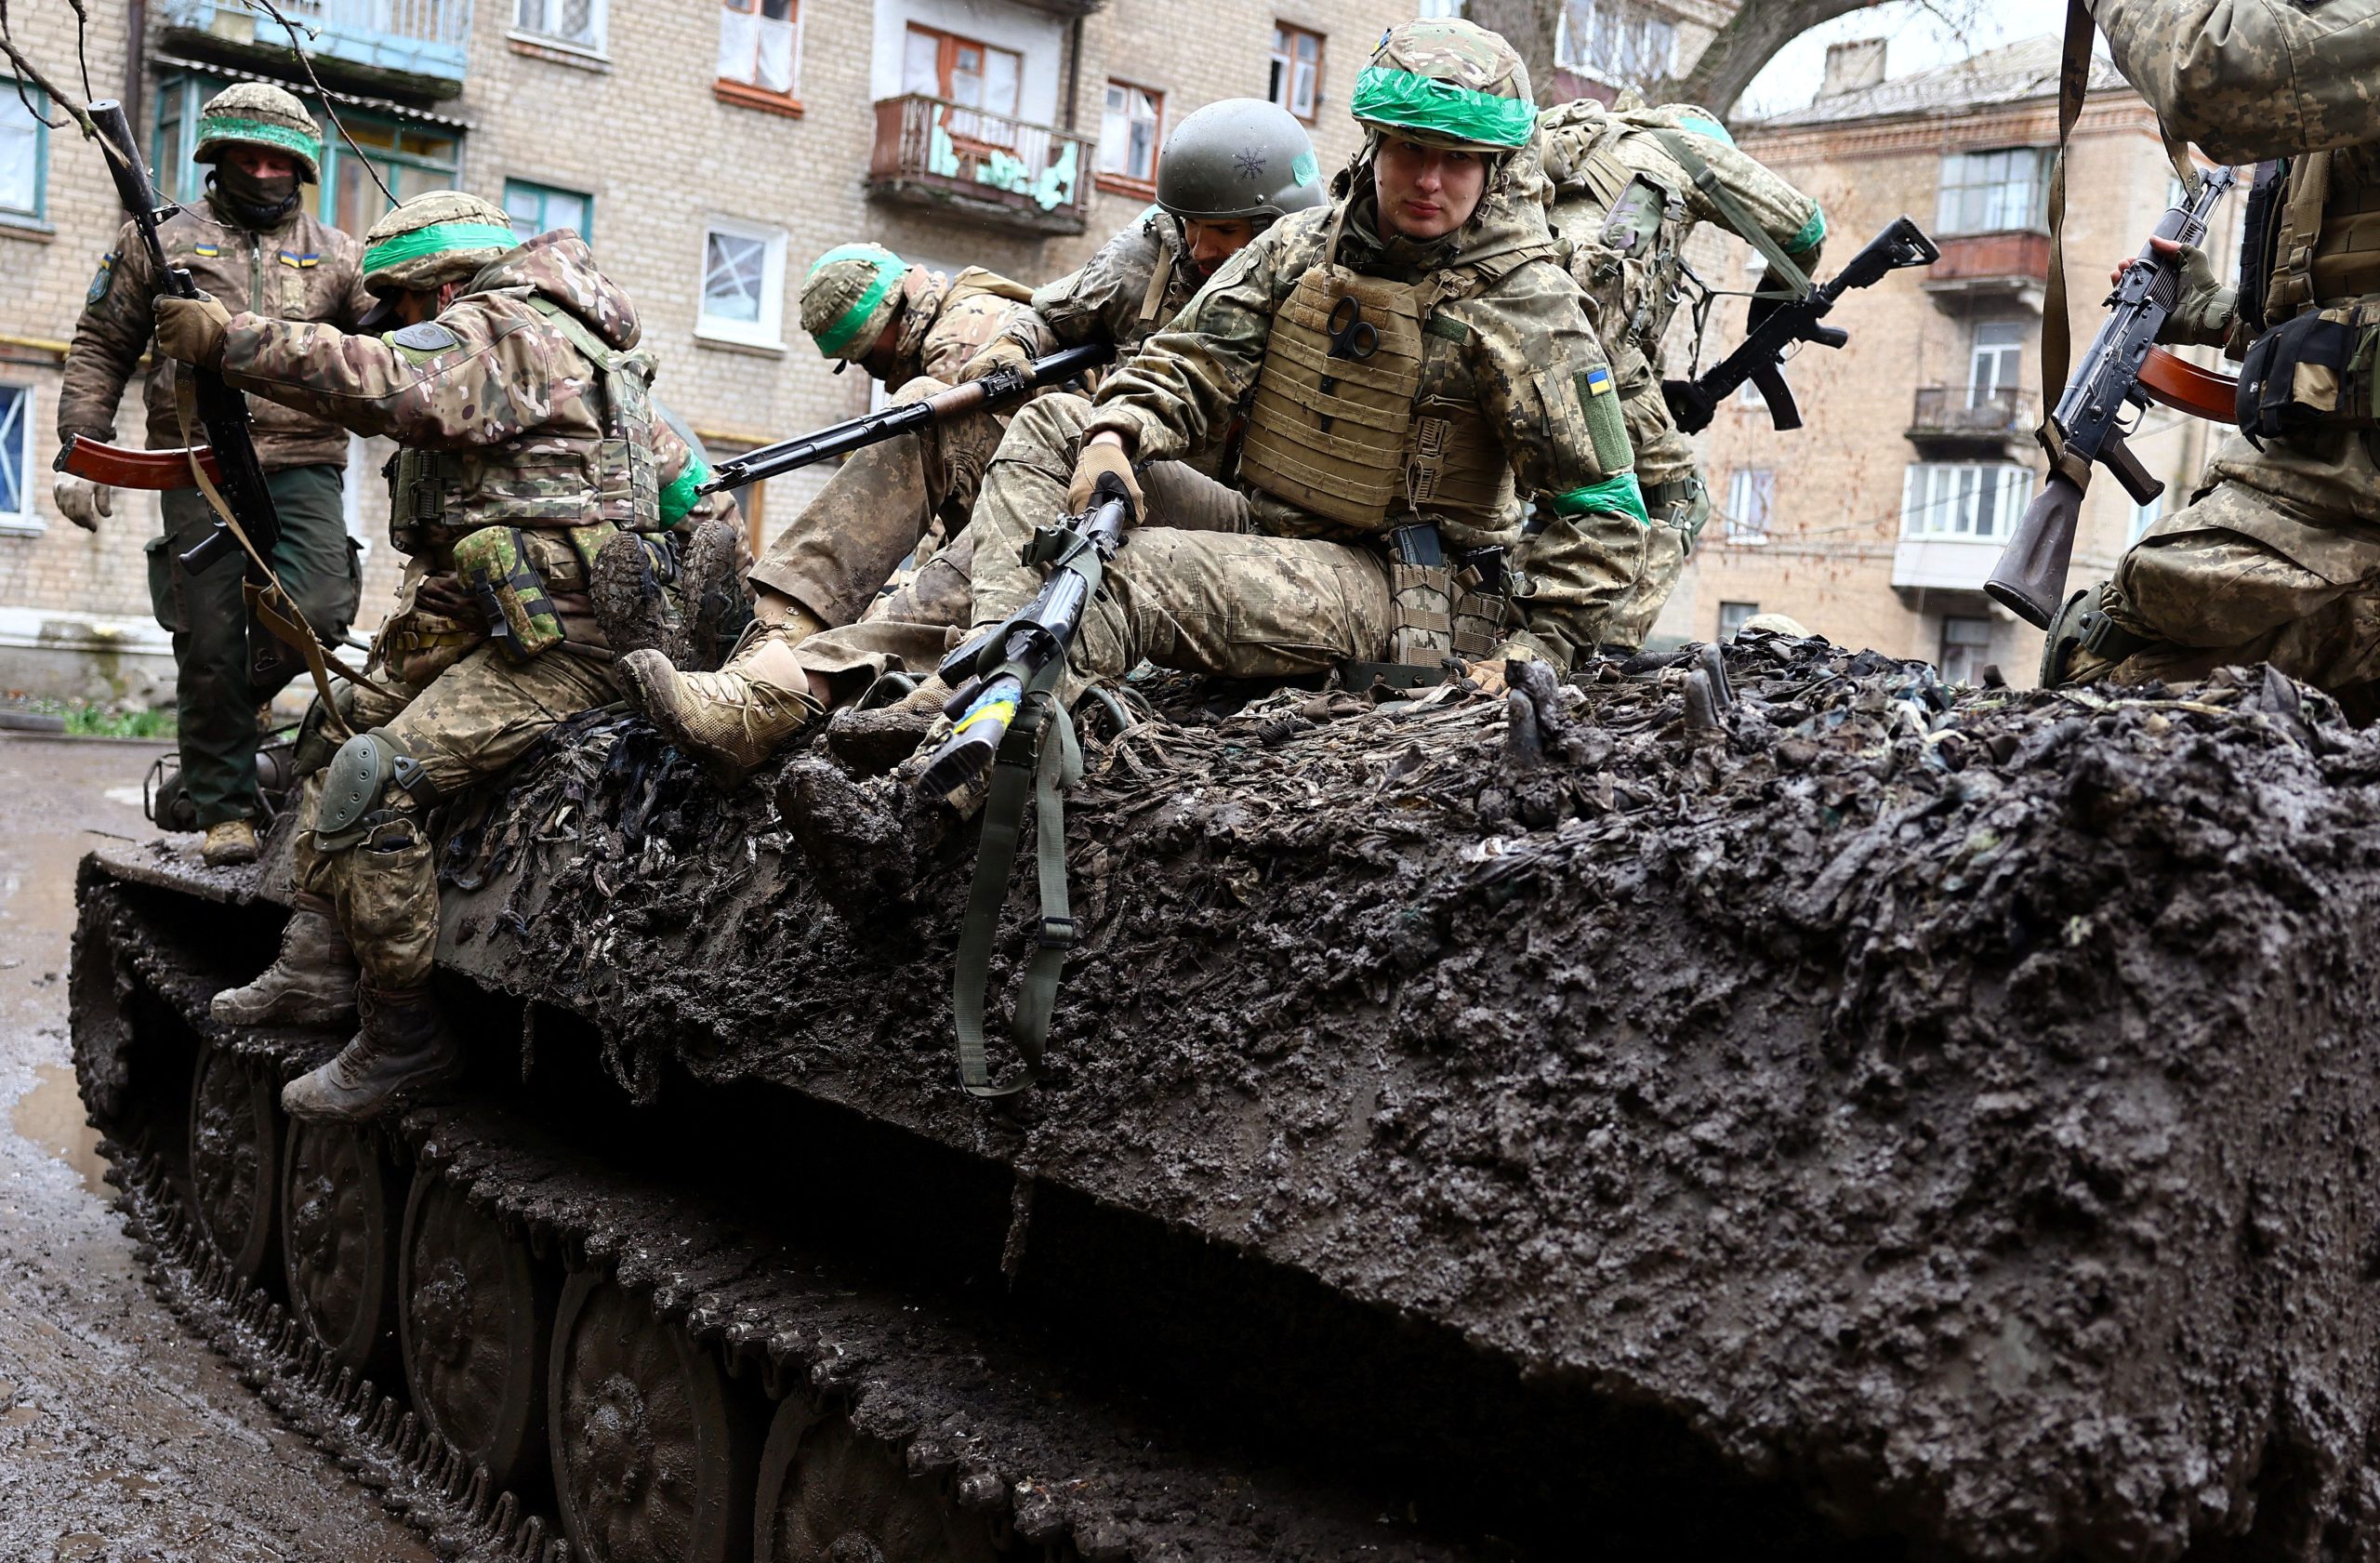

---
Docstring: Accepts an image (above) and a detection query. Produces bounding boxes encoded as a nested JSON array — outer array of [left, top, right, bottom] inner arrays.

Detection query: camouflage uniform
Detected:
[[59, 83, 371, 833], [187, 193, 728, 1120], [1538, 99, 1825, 650], [967, 19, 1644, 688], [2059, 0, 2380, 701]]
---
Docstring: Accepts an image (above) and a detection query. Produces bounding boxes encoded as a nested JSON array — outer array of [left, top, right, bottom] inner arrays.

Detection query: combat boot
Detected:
[[591, 530, 692, 669], [280, 984, 464, 1124], [2041, 584, 2157, 687], [211, 897, 361, 1027], [203, 817, 259, 867], [678, 518, 753, 671], [618, 630, 822, 788]]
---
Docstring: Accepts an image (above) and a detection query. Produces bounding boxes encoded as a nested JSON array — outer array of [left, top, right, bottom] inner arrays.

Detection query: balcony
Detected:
[[867, 94, 1091, 237], [159, 0, 470, 98], [1921, 230, 2051, 311], [1907, 385, 2038, 453], [1891, 535, 2004, 596]]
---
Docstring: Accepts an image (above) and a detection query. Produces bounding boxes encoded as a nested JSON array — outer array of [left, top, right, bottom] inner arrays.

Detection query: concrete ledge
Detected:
[[0, 608, 175, 705]]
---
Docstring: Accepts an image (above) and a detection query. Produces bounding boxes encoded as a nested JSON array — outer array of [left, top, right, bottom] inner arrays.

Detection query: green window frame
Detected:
[[152, 72, 461, 237], [502, 179, 593, 244], [0, 76, 49, 223]]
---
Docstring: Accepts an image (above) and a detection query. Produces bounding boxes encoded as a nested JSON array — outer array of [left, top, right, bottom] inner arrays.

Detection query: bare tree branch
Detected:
[[1466, 0, 1565, 103], [0, 0, 99, 139], [1657, 0, 1890, 116]]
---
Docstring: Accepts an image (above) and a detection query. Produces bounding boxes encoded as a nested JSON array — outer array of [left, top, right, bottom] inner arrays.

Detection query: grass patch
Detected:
[[7, 696, 178, 739]]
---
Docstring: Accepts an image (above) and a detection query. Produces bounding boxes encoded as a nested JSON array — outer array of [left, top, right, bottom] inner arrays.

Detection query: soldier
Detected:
[[58, 83, 371, 867], [1536, 98, 1825, 651], [622, 107, 1329, 782], [2045, 0, 2380, 707], [166, 192, 735, 1122]]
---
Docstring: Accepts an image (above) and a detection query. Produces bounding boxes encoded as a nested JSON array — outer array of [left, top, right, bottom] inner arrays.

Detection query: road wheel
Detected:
[[755, 1397, 1006, 1562], [400, 1167, 554, 1493], [549, 1269, 759, 1563], [188, 1040, 281, 1287], [282, 1119, 403, 1380]]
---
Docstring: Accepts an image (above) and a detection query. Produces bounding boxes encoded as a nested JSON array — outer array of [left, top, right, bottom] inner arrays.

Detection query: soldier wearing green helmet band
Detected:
[[59, 79, 369, 869], [163, 190, 739, 1126]]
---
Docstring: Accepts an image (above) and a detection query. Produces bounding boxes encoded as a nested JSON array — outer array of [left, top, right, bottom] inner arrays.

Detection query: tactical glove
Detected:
[[958, 338, 1032, 385], [154, 294, 232, 368], [2142, 240, 2236, 349], [52, 473, 112, 533], [1067, 438, 1143, 522]]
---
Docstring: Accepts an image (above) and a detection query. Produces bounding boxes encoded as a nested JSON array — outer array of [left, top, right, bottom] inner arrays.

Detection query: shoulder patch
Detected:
[[390, 321, 460, 355], [86, 252, 116, 307], [1426, 311, 1472, 344]]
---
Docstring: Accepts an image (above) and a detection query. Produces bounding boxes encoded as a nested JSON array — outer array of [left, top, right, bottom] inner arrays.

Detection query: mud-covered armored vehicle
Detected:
[[70, 632, 2380, 1562]]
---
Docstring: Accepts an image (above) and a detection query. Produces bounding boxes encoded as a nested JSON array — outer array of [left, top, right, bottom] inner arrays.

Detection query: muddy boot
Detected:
[[678, 518, 753, 671], [203, 818, 260, 867], [2040, 583, 2156, 687], [618, 631, 822, 788], [591, 530, 691, 669], [211, 897, 361, 1028], [279, 984, 465, 1124], [824, 675, 951, 774]]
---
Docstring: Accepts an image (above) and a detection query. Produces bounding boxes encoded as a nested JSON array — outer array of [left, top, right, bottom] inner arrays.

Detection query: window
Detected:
[[1269, 24, 1323, 123], [904, 24, 1021, 118], [698, 219, 787, 347], [1558, 0, 1677, 85], [1968, 320, 2024, 404], [719, 0, 800, 104], [0, 79, 46, 223], [2131, 491, 2165, 542], [1718, 601, 1760, 641], [1725, 468, 1774, 543], [0, 384, 32, 532], [1901, 461, 2033, 539], [1097, 82, 1163, 191], [503, 179, 591, 243], [513, 0, 607, 55], [326, 116, 461, 238], [1416, 0, 1466, 15], [1935, 148, 2049, 236], [1939, 616, 1993, 684]]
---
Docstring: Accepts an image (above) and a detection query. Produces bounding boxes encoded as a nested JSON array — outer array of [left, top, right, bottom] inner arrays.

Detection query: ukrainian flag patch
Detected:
[[193, 243, 220, 258], [1586, 366, 1616, 397], [278, 250, 320, 268]]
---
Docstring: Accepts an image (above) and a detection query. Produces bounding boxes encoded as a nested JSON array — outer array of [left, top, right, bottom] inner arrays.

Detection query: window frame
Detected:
[[511, 0, 610, 59], [1967, 320, 2025, 405], [1724, 467, 1774, 544], [0, 76, 49, 228], [1556, 0, 1677, 86], [1937, 614, 1993, 685], [1095, 78, 1164, 196], [502, 179, 593, 244], [696, 216, 788, 350], [1269, 22, 1324, 125], [1717, 601, 1760, 641], [1900, 460, 2034, 541], [1934, 147, 2050, 237], [717, 0, 804, 114], [904, 22, 1023, 119], [324, 113, 463, 239], [0, 382, 38, 535]]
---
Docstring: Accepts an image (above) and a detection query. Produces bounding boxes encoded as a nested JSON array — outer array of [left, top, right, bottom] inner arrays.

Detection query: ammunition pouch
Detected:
[[2235, 305, 2373, 444], [378, 569, 484, 688], [452, 525, 567, 663], [1344, 523, 1514, 689]]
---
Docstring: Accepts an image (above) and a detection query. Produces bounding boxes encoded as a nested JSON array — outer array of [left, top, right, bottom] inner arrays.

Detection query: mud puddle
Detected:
[[13, 1061, 108, 1196]]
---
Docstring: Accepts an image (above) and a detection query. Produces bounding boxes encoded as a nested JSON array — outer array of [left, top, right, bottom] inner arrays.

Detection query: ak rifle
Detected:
[[1987, 166, 2240, 628], [1664, 215, 1942, 434], [699, 341, 1115, 495]]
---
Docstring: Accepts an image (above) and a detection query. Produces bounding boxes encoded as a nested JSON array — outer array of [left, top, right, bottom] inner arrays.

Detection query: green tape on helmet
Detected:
[[1350, 65, 1537, 150], [810, 245, 907, 358], [195, 113, 324, 168], [363, 221, 522, 276]]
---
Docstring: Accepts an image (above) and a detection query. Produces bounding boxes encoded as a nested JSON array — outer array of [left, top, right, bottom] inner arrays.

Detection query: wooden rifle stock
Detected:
[[1986, 473, 2086, 629]]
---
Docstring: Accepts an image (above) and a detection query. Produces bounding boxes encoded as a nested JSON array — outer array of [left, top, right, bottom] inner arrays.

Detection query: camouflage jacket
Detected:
[[60, 191, 370, 470], [999, 208, 1202, 359], [886, 266, 1053, 388], [216, 232, 731, 548], [1084, 178, 1641, 668], [2090, 0, 2380, 161]]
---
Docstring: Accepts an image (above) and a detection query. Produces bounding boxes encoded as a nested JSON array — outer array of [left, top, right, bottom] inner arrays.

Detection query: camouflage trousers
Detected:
[[747, 374, 1008, 625], [1596, 345, 1699, 653], [291, 643, 620, 989], [2096, 428, 2380, 695], [966, 392, 1391, 685]]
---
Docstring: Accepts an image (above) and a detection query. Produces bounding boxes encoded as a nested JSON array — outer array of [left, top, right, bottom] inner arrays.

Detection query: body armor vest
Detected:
[[2266, 148, 2380, 319]]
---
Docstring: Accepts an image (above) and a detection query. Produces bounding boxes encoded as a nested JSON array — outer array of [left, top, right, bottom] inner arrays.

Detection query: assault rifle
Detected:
[[1664, 216, 1942, 434], [698, 340, 1115, 495], [69, 99, 296, 687], [1986, 166, 2239, 628]]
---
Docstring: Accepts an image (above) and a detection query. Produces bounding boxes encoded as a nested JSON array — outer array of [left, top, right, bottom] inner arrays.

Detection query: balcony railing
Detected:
[[867, 94, 1092, 236], [1921, 231, 2052, 302], [1908, 385, 2038, 442], [161, 0, 471, 91]]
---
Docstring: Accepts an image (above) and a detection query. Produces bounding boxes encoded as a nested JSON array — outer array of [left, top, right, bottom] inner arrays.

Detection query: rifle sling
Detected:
[[171, 378, 395, 732], [951, 691, 1082, 1100], [1648, 128, 1812, 298]]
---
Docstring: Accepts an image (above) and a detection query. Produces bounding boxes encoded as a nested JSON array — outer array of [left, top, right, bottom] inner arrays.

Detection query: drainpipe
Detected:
[[124, 0, 146, 134], [1063, 14, 1082, 130]]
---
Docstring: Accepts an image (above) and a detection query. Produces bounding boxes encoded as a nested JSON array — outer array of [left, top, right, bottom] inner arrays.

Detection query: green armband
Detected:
[[659, 457, 709, 525], [1787, 205, 1826, 257], [1552, 473, 1649, 527]]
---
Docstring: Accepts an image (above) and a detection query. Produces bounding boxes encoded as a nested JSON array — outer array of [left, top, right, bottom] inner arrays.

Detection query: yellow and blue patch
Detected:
[[1584, 366, 1616, 398], [277, 249, 320, 269], [86, 250, 116, 306], [192, 243, 220, 258]]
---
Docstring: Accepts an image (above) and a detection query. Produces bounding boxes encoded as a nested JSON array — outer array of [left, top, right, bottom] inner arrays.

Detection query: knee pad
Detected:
[[315, 729, 441, 852]]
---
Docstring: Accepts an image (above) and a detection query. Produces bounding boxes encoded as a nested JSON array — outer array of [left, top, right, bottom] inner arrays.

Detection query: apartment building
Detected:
[[1653, 36, 2241, 684], [0, 0, 1486, 699]]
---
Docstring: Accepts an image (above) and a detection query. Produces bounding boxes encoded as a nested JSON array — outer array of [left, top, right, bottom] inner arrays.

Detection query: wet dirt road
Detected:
[[0, 735, 435, 1563]]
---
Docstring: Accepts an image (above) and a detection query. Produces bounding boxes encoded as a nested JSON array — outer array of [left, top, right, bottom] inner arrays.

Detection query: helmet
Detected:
[[361, 191, 519, 297], [1154, 99, 1327, 227], [800, 244, 910, 363], [193, 82, 324, 183], [1350, 18, 1538, 155]]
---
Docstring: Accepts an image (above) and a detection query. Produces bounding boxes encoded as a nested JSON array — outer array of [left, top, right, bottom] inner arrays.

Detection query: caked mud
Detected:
[[75, 633, 2380, 1561]]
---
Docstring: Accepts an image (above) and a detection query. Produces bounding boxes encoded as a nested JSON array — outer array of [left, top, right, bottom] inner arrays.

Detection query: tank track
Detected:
[[75, 857, 1481, 1563]]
